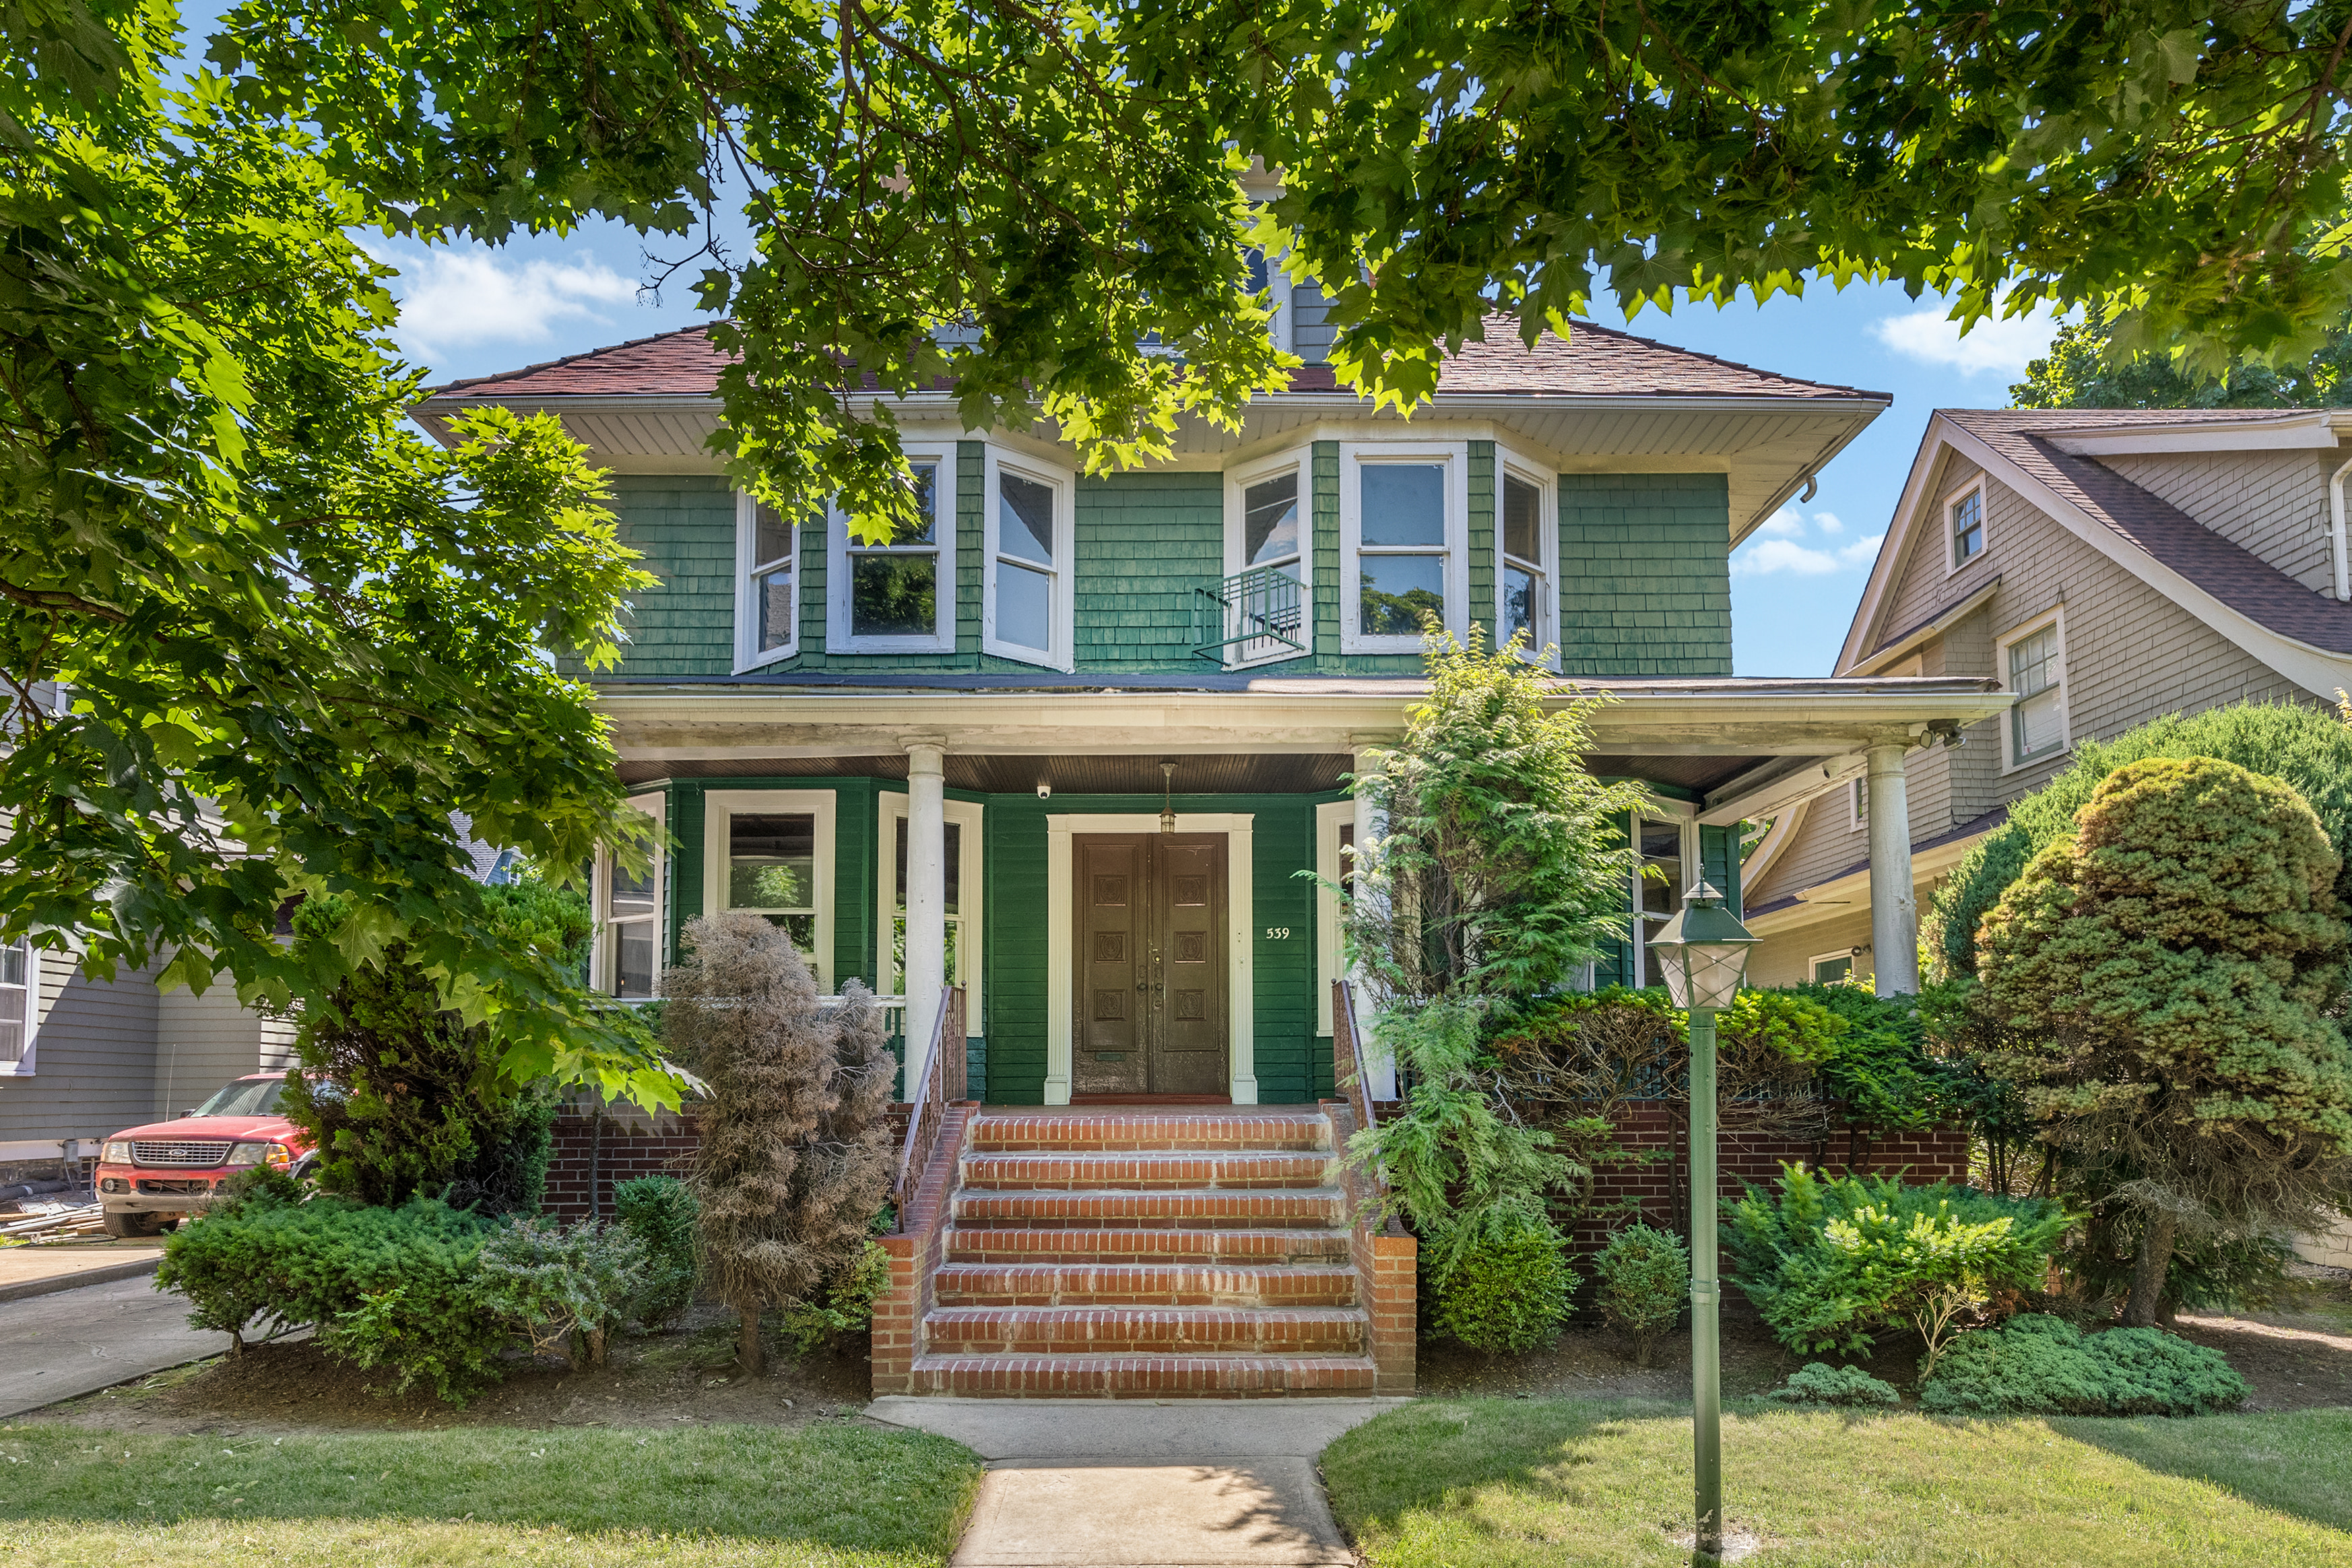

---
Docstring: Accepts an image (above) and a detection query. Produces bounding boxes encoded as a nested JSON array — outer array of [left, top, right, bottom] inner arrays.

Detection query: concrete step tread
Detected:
[[944, 1227, 1354, 1263], [927, 1305, 1369, 1327], [907, 1352, 1380, 1396]]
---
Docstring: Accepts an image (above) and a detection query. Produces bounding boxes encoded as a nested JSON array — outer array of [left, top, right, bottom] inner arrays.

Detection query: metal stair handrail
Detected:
[[893, 985, 965, 1224]]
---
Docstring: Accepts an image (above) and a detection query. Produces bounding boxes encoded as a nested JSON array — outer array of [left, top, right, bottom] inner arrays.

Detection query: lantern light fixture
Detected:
[[1158, 762, 1177, 834], [1646, 880, 1758, 1012]]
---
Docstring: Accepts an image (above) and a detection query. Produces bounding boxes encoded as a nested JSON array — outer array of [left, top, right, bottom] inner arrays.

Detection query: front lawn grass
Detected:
[[0, 1419, 981, 1566], [1320, 1398, 2352, 1567]]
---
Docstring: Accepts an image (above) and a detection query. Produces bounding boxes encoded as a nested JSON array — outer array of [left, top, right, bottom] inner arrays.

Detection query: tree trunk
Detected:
[[587, 1324, 608, 1367], [737, 1303, 764, 1376], [2122, 1212, 2177, 1328]]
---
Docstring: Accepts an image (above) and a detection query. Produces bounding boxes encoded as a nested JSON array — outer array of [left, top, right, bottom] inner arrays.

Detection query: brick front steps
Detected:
[[873, 1105, 1416, 1399]]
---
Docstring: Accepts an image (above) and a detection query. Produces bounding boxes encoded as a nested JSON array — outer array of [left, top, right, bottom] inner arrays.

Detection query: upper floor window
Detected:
[[734, 494, 799, 670], [705, 789, 837, 987], [830, 451, 954, 653], [0, 935, 31, 1068], [1340, 443, 1468, 653], [1498, 460, 1556, 665], [982, 447, 1076, 670], [2002, 614, 2068, 768], [593, 793, 665, 999], [1948, 478, 1986, 571], [1220, 449, 1309, 667]]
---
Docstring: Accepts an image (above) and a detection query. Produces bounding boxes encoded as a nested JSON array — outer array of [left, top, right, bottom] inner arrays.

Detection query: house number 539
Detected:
[[1264, 927, 1291, 940]]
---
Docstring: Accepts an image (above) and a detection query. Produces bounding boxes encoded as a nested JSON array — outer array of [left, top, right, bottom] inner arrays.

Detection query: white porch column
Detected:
[[1865, 738, 1919, 996], [903, 738, 948, 1097], [1350, 741, 1398, 1100]]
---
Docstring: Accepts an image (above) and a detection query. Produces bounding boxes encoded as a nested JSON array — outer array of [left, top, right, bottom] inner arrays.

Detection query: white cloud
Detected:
[[1839, 533, 1885, 566], [1733, 538, 1843, 577], [1755, 509, 1806, 537], [376, 247, 639, 354], [1814, 511, 1843, 535], [1870, 296, 2063, 377]]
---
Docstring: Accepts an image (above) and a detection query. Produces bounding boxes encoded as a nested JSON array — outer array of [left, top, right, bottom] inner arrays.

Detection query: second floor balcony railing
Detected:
[[1192, 566, 1305, 664]]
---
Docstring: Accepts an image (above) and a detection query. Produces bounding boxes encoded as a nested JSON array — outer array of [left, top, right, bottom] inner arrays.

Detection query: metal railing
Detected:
[[893, 985, 965, 1223], [1192, 566, 1305, 663], [1331, 979, 1391, 1216]]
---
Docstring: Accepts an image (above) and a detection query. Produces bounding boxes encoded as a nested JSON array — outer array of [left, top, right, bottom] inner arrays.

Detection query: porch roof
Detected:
[[599, 675, 2010, 824]]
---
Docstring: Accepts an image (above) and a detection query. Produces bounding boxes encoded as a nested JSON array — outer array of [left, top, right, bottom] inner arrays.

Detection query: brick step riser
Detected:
[[962, 1171, 1332, 1193], [953, 1194, 1346, 1229], [970, 1117, 1331, 1157], [907, 1354, 1379, 1398], [944, 1229, 1353, 1266], [933, 1266, 1359, 1309], [925, 1324, 1368, 1357]]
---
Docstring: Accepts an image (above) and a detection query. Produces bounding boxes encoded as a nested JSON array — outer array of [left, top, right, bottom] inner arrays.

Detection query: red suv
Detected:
[[94, 1074, 316, 1237]]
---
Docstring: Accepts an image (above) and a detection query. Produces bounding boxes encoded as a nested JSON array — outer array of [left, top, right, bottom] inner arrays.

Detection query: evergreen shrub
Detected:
[[779, 1239, 894, 1357], [159, 1195, 503, 1400], [1723, 1165, 2068, 1370], [1428, 1204, 1579, 1357], [1919, 1315, 2248, 1416], [1767, 1363, 1901, 1407], [613, 1175, 699, 1326], [475, 1216, 649, 1367], [1594, 1222, 1689, 1367]]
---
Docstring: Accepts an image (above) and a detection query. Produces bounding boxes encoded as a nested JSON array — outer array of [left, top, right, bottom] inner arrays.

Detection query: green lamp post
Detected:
[[1645, 880, 1759, 1563]]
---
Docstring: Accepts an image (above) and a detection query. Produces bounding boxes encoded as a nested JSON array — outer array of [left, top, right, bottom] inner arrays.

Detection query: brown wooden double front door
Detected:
[[1074, 834, 1229, 1097]]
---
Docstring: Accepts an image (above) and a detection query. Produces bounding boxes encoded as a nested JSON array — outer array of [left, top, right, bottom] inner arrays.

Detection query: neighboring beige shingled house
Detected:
[[1742, 407, 2352, 991]]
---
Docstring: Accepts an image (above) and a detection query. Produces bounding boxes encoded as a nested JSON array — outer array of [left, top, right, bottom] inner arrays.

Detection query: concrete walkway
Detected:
[[0, 1241, 165, 1304], [867, 1397, 1410, 1568], [0, 1271, 229, 1419]]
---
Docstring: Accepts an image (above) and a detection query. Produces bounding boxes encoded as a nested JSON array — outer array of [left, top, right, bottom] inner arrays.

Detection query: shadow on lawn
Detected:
[[2054, 1407, 2352, 1536], [0, 1420, 983, 1554]]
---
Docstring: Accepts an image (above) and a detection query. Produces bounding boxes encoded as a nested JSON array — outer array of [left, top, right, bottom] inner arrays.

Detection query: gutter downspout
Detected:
[[2330, 452, 2352, 603]]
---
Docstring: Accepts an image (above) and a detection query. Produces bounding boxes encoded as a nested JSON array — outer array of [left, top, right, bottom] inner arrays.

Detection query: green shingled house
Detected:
[[417, 317, 2012, 1112]]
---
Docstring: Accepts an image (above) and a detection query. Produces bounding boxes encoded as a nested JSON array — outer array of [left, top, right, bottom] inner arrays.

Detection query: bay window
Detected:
[[830, 450, 954, 652], [1341, 444, 1468, 653], [1497, 461, 1555, 664], [733, 495, 799, 669], [982, 447, 1075, 669], [1220, 449, 1310, 667]]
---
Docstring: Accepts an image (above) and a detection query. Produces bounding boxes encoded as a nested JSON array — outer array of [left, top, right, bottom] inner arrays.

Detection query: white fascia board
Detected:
[[2046, 412, 2338, 455], [1738, 795, 1810, 888], [1936, 423, 2352, 696]]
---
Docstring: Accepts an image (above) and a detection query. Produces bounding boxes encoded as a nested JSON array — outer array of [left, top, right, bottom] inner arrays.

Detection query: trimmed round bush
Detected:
[[1594, 1222, 1689, 1367], [1920, 1315, 2247, 1416], [1429, 1210, 1578, 1357], [1767, 1363, 1901, 1407]]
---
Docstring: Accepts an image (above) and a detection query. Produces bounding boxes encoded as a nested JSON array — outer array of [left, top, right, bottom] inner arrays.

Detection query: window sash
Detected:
[[2006, 624, 2064, 760], [738, 496, 799, 667], [1951, 488, 1984, 563], [1339, 445, 1467, 651], [0, 938, 26, 1062], [983, 451, 1072, 667]]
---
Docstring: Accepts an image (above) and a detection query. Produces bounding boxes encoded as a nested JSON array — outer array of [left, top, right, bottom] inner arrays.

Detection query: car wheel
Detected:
[[102, 1209, 161, 1239]]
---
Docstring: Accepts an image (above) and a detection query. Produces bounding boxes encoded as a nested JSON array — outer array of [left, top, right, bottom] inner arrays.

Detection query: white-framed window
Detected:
[[1631, 814, 1697, 988], [0, 935, 35, 1071], [734, 493, 799, 670], [1496, 455, 1557, 665], [703, 789, 837, 989], [877, 794, 984, 1023], [1810, 949, 1858, 985], [1340, 442, 1469, 653], [1849, 777, 1868, 832], [592, 792, 666, 999], [2000, 611, 2070, 769], [1947, 477, 1987, 573], [1220, 447, 1311, 668], [981, 445, 1076, 670], [828, 448, 954, 653]]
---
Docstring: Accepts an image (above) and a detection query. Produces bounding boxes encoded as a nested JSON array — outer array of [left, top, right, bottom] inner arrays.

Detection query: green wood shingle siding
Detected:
[[599, 475, 736, 678], [1557, 473, 1734, 678], [1468, 442, 1496, 651], [1075, 472, 1221, 668]]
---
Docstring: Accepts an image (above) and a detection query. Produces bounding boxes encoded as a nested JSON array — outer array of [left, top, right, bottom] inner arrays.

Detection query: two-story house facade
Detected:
[[422, 321, 2016, 1111], [1744, 407, 2352, 988]]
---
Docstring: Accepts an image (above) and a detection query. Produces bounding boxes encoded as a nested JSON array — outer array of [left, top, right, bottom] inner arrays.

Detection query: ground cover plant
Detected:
[[0, 1420, 980, 1567], [1319, 1398, 2352, 1568], [1765, 1363, 1900, 1406], [1921, 1315, 2249, 1416]]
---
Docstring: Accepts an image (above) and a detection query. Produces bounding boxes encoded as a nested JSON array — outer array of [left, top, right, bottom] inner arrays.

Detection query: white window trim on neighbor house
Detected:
[[1221, 445, 1313, 669], [828, 445, 956, 654], [733, 491, 798, 671], [589, 791, 667, 998], [1945, 475, 1988, 575], [0, 934, 38, 1076], [876, 791, 984, 1026], [1848, 776, 1868, 832], [1810, 948, 1860, 984], [1998, 607, 2072, 773], [1339, 440, 1470, 654], [1042, 812, 1256, 1107], [1495, 448, 1559, 669], [1314, 799, 1354, 1037], [703, 789, 837, 989], [981, 444, 1078, 671]]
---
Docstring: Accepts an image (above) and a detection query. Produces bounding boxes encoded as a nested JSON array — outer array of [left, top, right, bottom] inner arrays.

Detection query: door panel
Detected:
[[1075, 837, 1146, 1095], [1070, 833, 1229, 1097], [1154, 837, 1228, 1094]]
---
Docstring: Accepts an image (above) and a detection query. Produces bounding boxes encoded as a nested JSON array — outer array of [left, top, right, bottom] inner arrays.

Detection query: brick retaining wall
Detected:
[[543, 1103, 915, 1220]]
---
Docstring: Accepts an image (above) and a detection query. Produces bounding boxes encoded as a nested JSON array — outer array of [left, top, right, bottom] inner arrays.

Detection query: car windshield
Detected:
[[191, 1078, 284, 1118]]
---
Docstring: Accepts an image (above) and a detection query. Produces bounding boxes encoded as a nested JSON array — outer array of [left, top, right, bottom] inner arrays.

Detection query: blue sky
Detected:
[[374, 224, 2063, 680]]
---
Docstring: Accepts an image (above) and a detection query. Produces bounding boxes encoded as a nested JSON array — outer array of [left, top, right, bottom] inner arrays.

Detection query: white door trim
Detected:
[[1045, 812, 1256, 1105]]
